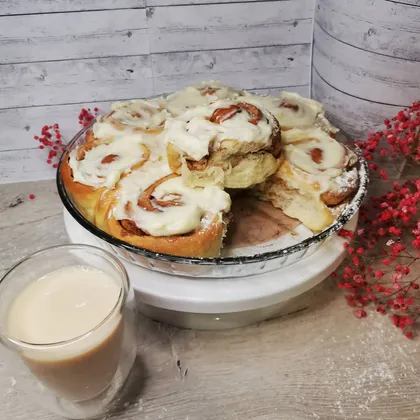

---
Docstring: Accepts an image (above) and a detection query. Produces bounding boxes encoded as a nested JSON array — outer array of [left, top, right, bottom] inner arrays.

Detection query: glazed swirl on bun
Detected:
[[246, 91, 338, 134], [254, 127, 358, 231], [162, 99, 282, 188]]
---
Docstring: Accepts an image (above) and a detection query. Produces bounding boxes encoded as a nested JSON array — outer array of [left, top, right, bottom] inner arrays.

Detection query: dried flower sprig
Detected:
[[356, 101, 420, 179], [78, 107, 98, 127], [34, 123, 65, 169], [334, 101, 420, 338], [33, 107, 99, 166]]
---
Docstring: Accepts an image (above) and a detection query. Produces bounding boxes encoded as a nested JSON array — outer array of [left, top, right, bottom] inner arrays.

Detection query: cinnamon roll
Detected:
[[163, 81, 246, 116], [93, 99, 171, 138], [95, 159, 231, 257], [247, 91, 338, 134], [162, 99, 282, 188], [61, 133, 149, 222], [254, 127, 358, 231]]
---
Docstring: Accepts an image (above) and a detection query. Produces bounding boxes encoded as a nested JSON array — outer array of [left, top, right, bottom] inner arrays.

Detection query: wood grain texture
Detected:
[[312, 0, 420, 140], [147, 0, 282, 5], [311, 70, 401, 139], [386, 0, 420, 6], [312, 22, 420, 106], [316, 0, 420, 61], [147, 0, 314, 53], [0, 56, 153, 109], [250, 84, 309, 96], [1, 179, 420, 420], [0, 101, 117, 152], [0, 149, 56, 183], [0, 0, 145, 15], [152, 44, 311, 93], [0, 0, 313, 183], [0, 10, 148, 64]]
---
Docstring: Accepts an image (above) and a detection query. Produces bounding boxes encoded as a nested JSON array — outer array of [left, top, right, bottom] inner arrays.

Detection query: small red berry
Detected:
[[354, 309, 367, 318], [29, 194, 35, 200]]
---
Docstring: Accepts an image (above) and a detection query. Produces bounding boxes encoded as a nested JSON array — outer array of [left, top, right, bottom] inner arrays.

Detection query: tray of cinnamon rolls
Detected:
[[57, 81, 368, 278]]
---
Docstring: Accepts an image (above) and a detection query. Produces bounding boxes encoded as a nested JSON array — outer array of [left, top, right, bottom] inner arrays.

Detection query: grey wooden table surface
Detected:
[[1, 179, 420, 420]]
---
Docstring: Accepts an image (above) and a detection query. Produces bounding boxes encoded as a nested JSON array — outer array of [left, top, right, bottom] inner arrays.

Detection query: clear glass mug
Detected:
[[0, 245, 137, 419]]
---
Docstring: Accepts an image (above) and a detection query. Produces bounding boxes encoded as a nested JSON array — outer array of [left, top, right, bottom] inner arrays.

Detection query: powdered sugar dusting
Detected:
[[313, 314, 419, 419], [334, 167, 358, 195]]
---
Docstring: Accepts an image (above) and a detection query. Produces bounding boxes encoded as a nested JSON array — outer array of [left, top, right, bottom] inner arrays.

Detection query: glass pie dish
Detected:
[[57, 121, 368, 278]]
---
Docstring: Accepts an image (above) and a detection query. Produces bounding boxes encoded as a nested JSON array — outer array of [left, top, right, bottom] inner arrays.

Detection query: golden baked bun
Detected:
[[162, 99, 282, 188], [61, 100, 170, 222], [93, 99, 171, 137], [62, 102, 231, 258], [60, 133, 149, 222], [254, 127, 358, 232], [95, 163, 231, 257]]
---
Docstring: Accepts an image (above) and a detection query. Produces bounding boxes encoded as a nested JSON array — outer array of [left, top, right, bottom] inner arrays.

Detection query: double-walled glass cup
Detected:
[[0, 245, 137, 419]]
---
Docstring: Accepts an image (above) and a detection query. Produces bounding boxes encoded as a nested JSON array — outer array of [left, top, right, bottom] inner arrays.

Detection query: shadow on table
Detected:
[[264, 275, 340, 323], [106, 354, 147, 418]]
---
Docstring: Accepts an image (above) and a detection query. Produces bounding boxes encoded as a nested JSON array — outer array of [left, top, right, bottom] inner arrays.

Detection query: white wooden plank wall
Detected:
[[0, 0, 313, 184], [312, 0, 420, 139]]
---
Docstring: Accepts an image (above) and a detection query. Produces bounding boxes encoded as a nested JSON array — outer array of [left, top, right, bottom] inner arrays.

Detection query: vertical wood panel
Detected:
[[313, 22, 420, 105], [311, 70, 400, 139], [312, 0, 420, 139], [316, 0, 420, 60]]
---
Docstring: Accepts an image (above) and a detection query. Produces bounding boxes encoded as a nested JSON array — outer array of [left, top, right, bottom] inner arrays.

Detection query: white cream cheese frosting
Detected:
[[246, 91, 328, 130], [164, 81, 245, 116], [280, 127, 356, 194], [113, 159, 231, 237], [162, 99, 274, 160], [92, 100, 171, 140], [69, 136, 147, 188]]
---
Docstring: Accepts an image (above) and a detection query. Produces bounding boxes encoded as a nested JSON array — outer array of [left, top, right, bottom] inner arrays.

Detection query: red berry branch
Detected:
[[356, 101, 420, 179], [79, 107, 98, 127], [334, 101, 420, 338], [33, 108, 99, 167]]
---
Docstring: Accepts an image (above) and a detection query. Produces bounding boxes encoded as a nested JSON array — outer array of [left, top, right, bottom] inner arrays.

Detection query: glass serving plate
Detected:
[[57, 121, 368, 278]]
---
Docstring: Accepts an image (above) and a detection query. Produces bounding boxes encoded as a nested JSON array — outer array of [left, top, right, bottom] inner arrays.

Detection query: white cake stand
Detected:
[[64, 209, 356, 330]]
